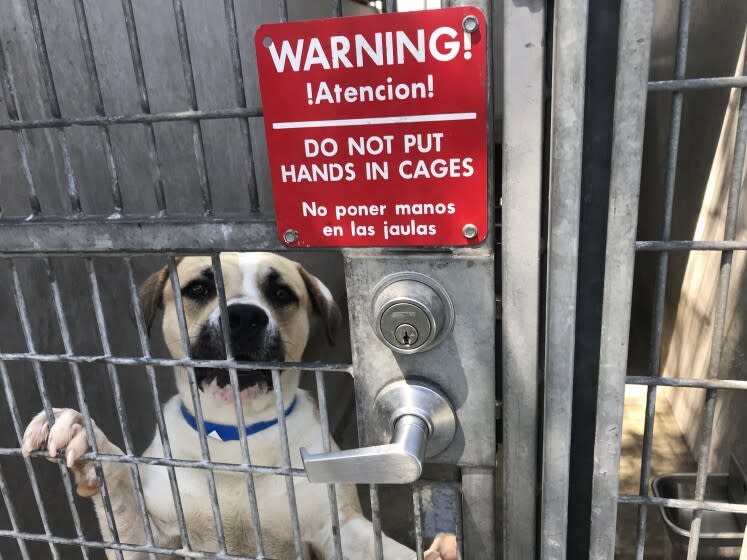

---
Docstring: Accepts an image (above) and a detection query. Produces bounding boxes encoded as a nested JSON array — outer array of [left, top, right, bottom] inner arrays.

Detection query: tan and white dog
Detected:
[[22, 252, 457, 560]]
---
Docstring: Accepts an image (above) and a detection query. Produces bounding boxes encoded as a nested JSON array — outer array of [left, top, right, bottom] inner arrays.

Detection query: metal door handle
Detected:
[[300, 381, 455, 484]]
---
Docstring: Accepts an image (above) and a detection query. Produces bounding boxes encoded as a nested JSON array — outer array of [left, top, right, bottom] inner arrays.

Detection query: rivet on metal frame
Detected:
[[462, 15, 479, 34], [283, 229, 299, 244], [462, 223, 478, 239]]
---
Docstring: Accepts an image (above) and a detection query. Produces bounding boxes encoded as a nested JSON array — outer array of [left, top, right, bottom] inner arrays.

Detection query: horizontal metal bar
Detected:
[[636, 240, 747, 251], [0, 351, 352, 372], [0, 448, 305, 476], [0, 106, 262, 131], [618, 494, 747, 515], [0, 218, 282, 253], [626, 375, 747, 390], [648, 76, 747, 92], [0, 530, 269, 560]]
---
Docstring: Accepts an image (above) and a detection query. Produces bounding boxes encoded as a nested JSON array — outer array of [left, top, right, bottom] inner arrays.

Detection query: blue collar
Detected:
[[180, 397, 297, 441]]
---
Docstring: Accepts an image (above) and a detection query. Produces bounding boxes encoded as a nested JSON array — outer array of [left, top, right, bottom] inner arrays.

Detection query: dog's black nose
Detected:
[[227, 304, 269, 335]]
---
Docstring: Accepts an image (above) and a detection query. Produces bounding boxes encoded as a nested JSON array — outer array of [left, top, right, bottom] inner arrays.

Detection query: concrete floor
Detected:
[[616, 385, 697, 559]]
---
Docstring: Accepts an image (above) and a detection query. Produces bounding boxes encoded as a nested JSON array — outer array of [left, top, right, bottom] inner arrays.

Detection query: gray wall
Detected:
[[0, 1, 372, 557], [630, 0, 747, 471]]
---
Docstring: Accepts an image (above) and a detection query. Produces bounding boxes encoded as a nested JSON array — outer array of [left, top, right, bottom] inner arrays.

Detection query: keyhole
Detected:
[[403, 331, 411, 345]]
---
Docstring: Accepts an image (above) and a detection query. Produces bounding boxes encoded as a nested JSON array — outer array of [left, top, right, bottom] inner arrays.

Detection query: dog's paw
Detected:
[[424, 532, 457, 560], [22, 408, 101, 497]]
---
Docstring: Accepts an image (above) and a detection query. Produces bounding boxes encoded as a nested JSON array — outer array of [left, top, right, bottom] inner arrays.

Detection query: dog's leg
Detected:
[[22, 408, 174, 560]]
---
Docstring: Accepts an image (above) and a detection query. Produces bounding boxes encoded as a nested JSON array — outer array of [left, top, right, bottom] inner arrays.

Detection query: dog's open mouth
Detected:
[[195, 360, 274, 392]]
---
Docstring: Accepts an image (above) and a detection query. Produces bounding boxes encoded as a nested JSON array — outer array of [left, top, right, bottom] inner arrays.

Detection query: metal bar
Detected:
[[0, 361, 59, 559], [279, 0, 289, 22], [43, 259, 122, 560], [83, 259, 156, 558], [167, 258, 228, 552], [636, 240, 747, 251], [626, 375, 747, 390], [454, 485, 463, 560], [8, 260, 105, 559], [385, 0, 397, 13], [119, 0, 168, 213], [741, 526, 747, 560], [25, 0, 83, 215], [222, 0, 260, 212], [0, 351, 351, 373], [210, 255, 266, 557], [588, 0, 655, 556], [635, 3, 691, 558], [0, 463, 31, 560], [123, 258, 192, 549], [332, 0, 343, 17], [413, 486, 424, 560], [501, 0, 544, 557], [617, 494, 747, 515], [171, 0, 213, 215], [71, 0, 123, 214], [649, 76, 747, 92], [271, 369, 304, 558], [461, 468, 496, 559], [686, 59, 747, 560], [542, 0, 589, 556], [0, 531, 267, 560], [0, 40, 41, 215], [1, 448, 305, 476], [369, 485, 384, 560], [314, 370, 343, 559]]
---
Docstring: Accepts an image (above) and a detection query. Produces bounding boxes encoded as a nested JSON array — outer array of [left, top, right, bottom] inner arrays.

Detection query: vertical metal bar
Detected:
[[413, 486, 424, 560], [332, 0, 343, 17], [71, 0, 123, 214], [686, 64, 747, 560], [635, 2, 692, 558], [167, 258, 227, 553], [385, 0, 397, 13], [170, 0, 213, 215], [0, 362, 57, 559], [455, 485, 463, 560], [8, 260, 100, 560], [271, 368, 304, 559], [0, 41, 41, 216], [25, 0, 83, 216], [279, 0, 289, 22], [83, 259, 156, 558], [119, 0, 168, 214], [588, 0, 655, 556], [0, 462, 31, 560], [369, 485, 384, 560], [42, 259, 123, 560], [222, 0, 260, 212], [501, 0, 544, 558], [541, 0, 589, 557], [123, 258, 191, 549], [314, 370, 343, 559], [740, 526, 747, 560], [210, 255, 266, 557], [461, 468, 495, 559]]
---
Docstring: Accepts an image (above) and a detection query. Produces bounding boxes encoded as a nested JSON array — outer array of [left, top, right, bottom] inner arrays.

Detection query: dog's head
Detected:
[[139, 253, 341, 416]]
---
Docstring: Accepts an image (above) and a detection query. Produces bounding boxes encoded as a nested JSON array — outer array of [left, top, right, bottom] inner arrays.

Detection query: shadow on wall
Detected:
[[659, 28, 747, 472]]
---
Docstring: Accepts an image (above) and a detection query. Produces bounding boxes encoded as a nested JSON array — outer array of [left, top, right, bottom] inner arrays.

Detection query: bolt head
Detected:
[[283, 229, 299, 244], [462, 15, 479, 34], [462, 223, 478, 239]]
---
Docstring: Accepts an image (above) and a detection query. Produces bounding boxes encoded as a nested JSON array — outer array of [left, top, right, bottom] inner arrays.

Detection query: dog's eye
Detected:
[[183, 280, 212, 301], [274, 287, 294, 304]]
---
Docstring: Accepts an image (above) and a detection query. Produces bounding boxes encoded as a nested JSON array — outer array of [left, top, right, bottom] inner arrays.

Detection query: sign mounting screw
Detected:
[[462, 15, 479, 34], [462, 224, 478, 239], [283, 229, 299, 244]]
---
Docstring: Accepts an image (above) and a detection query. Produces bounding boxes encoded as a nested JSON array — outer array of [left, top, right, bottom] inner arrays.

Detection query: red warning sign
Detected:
[[255, 7, 488, 247]]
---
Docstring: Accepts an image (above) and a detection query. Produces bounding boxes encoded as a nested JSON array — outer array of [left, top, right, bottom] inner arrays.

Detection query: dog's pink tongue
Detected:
[[206, 379, 262, 403]]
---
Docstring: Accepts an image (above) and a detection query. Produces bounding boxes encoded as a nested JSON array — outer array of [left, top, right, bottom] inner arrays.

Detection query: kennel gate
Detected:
[[0, 0, 501, 559]]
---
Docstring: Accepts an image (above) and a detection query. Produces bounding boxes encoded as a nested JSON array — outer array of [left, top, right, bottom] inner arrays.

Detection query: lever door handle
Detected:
[[300, 381, 455, 484]]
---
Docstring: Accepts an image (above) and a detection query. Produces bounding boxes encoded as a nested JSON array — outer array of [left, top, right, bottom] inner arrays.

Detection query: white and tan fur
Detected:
[[22, 252, 456, 559]]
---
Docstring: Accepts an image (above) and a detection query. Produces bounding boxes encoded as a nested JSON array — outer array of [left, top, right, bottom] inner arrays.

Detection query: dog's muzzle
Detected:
[[192, 304, 283, 392]]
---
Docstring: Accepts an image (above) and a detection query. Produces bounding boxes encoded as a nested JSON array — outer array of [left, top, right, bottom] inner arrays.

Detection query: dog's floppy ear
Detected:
[[139, 265, 170, 333], [297, 265, 342, 345]]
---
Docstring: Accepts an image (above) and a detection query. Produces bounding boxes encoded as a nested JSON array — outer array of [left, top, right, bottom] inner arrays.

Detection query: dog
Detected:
[[22, 252, 457, 559]]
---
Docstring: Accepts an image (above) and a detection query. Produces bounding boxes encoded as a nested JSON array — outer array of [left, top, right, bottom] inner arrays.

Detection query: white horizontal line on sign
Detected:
[[272, 112, 477, 130]]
